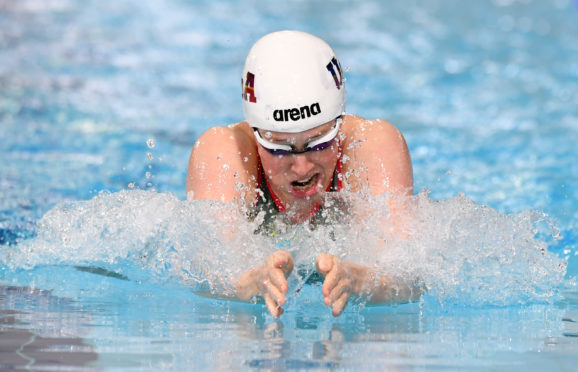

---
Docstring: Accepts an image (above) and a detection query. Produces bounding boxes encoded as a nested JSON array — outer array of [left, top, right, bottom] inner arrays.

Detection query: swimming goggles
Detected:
[[253, 116, 342, 156]]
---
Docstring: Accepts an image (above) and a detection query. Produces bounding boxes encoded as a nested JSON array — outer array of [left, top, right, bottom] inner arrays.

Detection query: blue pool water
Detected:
[[1, 0, 577, 370]]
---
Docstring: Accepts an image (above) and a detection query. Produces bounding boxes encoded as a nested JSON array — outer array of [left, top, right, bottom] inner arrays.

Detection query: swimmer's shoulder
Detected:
[[189, 121, 258, 175], [187, 121, 259, 201], [194, 121, 255, 149], [228, 121, 257, 147], [340, 114, 413, 195], [190, 121, 258, 165], [341, 114, 406, 150]]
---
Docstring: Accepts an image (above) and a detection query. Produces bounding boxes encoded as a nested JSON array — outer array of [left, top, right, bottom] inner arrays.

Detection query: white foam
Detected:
[[1, 189, 567, 307]]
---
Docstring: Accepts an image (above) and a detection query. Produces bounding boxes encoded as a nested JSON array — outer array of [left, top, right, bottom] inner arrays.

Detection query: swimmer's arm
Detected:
[[344, 118, 415, 238], [193, 250, 293, 317], [186, 127, 294, 316], [345, 263, 423, 305], [316, 253, 422, 316]]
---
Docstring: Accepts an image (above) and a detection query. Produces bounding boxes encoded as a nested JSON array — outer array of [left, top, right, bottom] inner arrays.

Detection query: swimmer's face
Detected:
[[256, 120, 340, 216]]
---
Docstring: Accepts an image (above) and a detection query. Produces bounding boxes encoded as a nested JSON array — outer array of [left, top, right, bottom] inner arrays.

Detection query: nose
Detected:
[[290, 153, 315, 177]]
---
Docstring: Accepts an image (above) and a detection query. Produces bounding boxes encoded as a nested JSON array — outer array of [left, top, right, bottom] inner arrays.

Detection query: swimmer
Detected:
[[187, 30, 418, 317]]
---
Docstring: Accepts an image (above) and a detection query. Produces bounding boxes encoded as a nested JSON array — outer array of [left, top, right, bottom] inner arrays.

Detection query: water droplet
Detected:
[[146, 138, 155, 148], [146, 152, 153, 160]]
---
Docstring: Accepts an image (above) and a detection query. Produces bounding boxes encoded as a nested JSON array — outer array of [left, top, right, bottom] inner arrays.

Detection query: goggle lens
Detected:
[[254, 117, 342, 156]]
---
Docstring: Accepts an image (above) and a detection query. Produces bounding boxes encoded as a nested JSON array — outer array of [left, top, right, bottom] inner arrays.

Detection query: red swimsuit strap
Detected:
[[334, 144, 344, 192]]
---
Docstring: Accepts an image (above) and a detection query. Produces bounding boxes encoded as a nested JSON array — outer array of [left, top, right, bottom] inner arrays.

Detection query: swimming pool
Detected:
[[1, 0, 577, 370]]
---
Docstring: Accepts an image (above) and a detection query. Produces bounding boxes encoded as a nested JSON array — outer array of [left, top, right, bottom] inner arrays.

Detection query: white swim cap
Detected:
[[242, 30, 346, 133]]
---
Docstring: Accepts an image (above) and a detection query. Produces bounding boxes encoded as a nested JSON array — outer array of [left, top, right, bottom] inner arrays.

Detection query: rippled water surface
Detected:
[[1, 0, 577, 370]]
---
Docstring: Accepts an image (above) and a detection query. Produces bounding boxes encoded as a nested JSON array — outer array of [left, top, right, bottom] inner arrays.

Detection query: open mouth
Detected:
[[290, 173, 321, 196]]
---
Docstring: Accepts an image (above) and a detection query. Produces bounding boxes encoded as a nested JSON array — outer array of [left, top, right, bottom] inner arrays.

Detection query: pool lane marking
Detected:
[[15, 333, 37, 370]]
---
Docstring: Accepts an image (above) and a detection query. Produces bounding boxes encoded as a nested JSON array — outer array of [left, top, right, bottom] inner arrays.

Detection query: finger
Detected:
[[269, 268, 289, 294], [270, 250, 289, 266], [264, 293, 281, 317], [282, 254, 294, 275], [263, 278, 286, 306], [322, 263, 342, 297], [315, 253, 333, 275], [270, 250, 288, 267], [275, 250, 294, 274], [326, 280, 349, 306], [331, 291, 350, 317]]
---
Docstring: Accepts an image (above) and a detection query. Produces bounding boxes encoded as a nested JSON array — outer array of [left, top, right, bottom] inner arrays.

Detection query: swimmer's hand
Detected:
[[316, 254, 425, 315], [316, 253, 365, 317], [236, 250, 294, 317]]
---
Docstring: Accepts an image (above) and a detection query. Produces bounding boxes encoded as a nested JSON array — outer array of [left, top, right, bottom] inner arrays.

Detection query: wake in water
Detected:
[[0, 189, 567, 308]]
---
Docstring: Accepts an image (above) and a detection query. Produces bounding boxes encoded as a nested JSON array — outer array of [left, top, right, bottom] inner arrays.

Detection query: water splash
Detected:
[[0, 189, 567, 307], [403, 192, 567, 306]]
